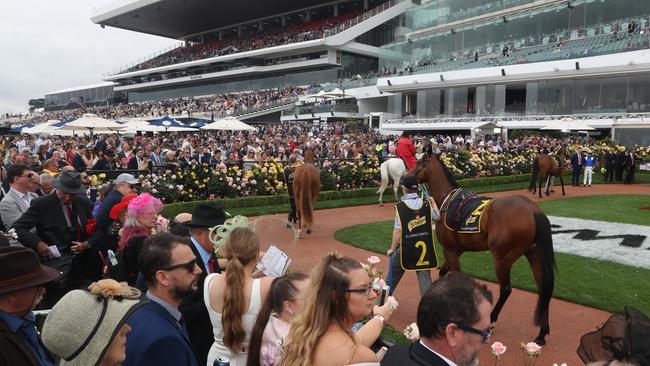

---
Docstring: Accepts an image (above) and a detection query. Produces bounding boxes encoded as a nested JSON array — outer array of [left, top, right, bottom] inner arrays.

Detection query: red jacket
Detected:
[[396, 136, 416, 170]]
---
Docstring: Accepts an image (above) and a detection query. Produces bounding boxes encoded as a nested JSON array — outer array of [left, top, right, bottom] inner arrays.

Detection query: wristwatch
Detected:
[[373, 314, 385, 324]]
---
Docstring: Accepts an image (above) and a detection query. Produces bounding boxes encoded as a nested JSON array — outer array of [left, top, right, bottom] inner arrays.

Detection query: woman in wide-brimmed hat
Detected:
[[42, 279, 147, 366]]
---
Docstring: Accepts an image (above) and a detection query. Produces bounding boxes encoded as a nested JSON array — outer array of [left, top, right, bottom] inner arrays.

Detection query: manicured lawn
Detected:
[[334, 195, 650, 315]]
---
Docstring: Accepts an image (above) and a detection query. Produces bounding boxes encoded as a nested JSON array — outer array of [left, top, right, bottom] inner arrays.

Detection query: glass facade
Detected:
[[412, 73, 650, 118], [128, 68, 338, 103], [44, 85, 114, 110], [380, 0, 650, 71]]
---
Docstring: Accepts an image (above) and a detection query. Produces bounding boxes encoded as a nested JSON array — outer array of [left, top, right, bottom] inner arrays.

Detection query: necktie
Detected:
[[66, 204, 82, 241], [65, 204, 74, 227], [208, 256, 216, 274]]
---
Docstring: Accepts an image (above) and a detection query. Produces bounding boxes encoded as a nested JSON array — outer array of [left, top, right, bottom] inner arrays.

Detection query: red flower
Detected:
[[86, 218, 97, 236]]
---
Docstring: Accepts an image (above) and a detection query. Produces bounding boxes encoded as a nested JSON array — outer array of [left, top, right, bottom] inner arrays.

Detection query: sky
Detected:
[[0, 0, 177, 115]]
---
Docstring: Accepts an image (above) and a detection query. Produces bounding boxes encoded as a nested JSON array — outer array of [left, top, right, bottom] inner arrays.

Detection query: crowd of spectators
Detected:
[[5, 86, 305, 126], [124, 11, 361, 73]]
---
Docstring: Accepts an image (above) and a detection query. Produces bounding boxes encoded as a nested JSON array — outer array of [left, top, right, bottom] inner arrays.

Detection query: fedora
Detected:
[[0, 247, 60, 294], [185, 204, 226, 227], [53, 170, 86, 195]]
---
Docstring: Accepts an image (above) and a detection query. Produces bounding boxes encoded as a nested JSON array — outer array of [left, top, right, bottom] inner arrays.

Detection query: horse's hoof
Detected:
[[533, 337, 546, 346], [489, 322, 496, 331], [306, 229, 312, 234], [286, 223, 292, 228], [379, 203, 384, 207]]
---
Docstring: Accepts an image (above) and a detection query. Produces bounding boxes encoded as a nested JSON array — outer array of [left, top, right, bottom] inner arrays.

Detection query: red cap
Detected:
[[109, 194, 138, 220]]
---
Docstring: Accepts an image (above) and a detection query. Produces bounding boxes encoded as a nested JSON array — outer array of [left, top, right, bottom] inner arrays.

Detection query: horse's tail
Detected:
[[301, 169, 314, 228], [533, 211, 556, 328], [529, 157, 540, 191], [377, 160, 390, 194]]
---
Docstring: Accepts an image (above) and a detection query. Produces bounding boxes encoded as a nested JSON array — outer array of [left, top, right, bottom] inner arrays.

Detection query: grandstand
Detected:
[[18, 0, 650, 144], [369, 0, 650, 139], [92, 0, 409, 113]]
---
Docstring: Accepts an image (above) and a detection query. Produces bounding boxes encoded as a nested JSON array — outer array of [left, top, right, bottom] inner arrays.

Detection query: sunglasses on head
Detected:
[[160, 258, 197, 272]]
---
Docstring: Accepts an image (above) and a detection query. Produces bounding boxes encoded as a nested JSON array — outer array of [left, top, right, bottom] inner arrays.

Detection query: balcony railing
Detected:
[[323, 0, 406, 38]]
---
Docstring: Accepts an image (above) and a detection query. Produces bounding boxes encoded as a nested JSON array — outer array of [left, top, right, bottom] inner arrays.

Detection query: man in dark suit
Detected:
[[604, 147, 616, 182], [624, 149, 636, 184], [92, 148, 117, 171], [192, 145, 212, 165], [12, 171, 96, 309], [571, 147, 584, 186], [71, 145, 87, 172], [181, 204, 226, 365], [127, 147, 144, 170], [381, 274, 493, 366], [615, 147, 626, 182], [124, 233, 201, 366]]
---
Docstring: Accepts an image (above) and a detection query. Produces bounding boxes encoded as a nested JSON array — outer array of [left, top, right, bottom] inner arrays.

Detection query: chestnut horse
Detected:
[[529, 147, 570, 198], [412, 147, 556, 345], [293, 149, 320, 234]]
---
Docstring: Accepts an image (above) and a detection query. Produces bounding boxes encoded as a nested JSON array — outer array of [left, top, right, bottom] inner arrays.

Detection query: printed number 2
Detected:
[[471, 199, 490, 217], [415, 241, 430, 266]]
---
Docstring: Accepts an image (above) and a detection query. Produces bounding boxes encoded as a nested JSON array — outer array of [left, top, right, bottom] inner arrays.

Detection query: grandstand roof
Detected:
[[45, 82, 115, 96], [91, 0, 349, 39]]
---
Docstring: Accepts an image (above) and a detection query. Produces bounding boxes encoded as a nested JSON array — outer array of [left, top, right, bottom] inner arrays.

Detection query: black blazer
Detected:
[[381, 341, 451, 366], [92, 157, 115, 171], [12, 193, 94, 289], [180, 241, 221, 366], [72, 153, 86, 172]]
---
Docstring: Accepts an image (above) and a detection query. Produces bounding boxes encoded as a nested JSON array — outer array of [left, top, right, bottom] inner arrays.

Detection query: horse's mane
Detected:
[[436, 154, 459, 188]]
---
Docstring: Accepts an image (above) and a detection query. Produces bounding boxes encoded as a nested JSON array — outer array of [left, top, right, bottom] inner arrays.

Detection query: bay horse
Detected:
[[412, 147, 556, 345], [293, 149, 320, 234], [529, 147, 570, 198]]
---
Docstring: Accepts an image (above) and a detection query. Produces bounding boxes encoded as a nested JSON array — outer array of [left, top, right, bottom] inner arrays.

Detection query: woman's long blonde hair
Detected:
[[222, 227, 260, 353], [281, 252, 362, 366]]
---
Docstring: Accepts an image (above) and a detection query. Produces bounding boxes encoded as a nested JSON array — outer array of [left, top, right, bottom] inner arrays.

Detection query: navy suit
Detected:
[[381, 341, 450, 366], [571, 152, 584, 186], [124, 300, 200, 366]]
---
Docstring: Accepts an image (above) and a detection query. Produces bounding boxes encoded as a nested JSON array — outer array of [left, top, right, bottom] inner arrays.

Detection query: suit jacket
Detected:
[[12, 192, 94, 288], [72, 153, 86, 172], [127, 157, 139, 170], [0, 316, 43, 366], [125, 299, 200, 366], [92, 157, 116, 171], [381, 341, 450, 366], [0, 189, 38, 235], [571, 153, 584, 168], [192, 153, 211, 164], [180, 241, 220, 365]]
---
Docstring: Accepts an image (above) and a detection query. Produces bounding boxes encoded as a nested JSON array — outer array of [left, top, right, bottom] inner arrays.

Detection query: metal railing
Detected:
[[323, 0, 406, 38], [105, 43, 185, 76]]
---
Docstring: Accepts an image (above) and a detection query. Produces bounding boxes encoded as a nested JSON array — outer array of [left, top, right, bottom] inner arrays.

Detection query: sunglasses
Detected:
[[21, 173, 34, 179], [160, 258, 197, 272], [440, 321, 492, 343]]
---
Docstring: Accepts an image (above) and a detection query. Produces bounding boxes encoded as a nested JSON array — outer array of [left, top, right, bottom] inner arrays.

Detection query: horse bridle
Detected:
[[412, 153, 455, 211]]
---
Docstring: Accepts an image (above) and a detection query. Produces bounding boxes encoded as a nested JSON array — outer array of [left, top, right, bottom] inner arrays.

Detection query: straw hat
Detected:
[[41, 280, 146, 366]]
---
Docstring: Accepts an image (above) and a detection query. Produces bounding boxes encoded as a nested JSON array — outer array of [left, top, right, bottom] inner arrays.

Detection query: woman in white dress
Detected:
[[204, 227, 273, 366], [282, 252, 394, 366]]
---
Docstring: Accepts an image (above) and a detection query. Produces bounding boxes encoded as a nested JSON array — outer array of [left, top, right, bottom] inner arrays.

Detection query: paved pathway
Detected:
[[253, 183, 650, 365]]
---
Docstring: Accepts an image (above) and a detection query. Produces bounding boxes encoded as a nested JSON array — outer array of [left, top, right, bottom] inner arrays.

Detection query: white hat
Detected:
[[42, 280, 145, 366]]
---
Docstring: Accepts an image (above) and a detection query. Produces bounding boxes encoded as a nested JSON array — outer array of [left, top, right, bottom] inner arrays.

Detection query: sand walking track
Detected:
[[254, 183, 650, 365]]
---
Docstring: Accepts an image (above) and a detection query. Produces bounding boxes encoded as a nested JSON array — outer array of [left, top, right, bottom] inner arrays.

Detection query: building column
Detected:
[[364, 0, 369, 10], [218, 31, 222, 40], [259, 21, 263, 30], [305, 11, 311, 22], [333, 4, 338, 16], [282, 16, 286, 27], [238, 26, 242, 36]]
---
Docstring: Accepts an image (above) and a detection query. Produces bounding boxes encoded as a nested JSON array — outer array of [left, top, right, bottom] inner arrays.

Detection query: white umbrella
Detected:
[[22, 120, 61, 135], [541, 118, 595, 131], [202, 117, 257, 131], [57, 113, 126, 134]]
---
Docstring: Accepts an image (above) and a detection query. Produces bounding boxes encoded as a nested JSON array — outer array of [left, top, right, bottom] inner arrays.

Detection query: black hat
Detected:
[[185, 204, 226, 228], [0, 247, 59, 294], [401, 175, 419, 191], [53, 170, 86, 195]]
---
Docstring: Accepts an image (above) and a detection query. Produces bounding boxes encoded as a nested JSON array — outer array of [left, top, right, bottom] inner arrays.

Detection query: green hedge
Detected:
[[161, 174, 533, 218]]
